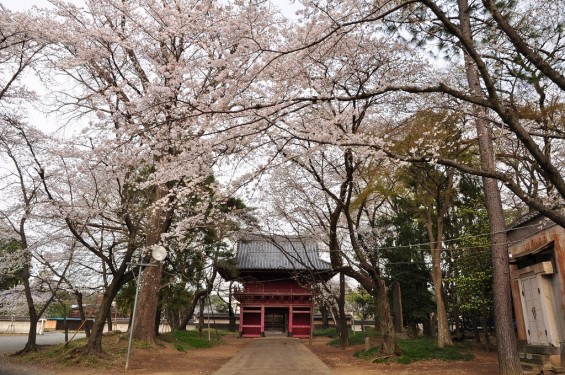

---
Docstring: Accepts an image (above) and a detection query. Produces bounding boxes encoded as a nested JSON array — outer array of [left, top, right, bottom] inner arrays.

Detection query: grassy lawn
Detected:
[[159, 329, 226, 351], [317, 328, 372, 347], [314, 328, 474, 364], [18, 332, 126, 369], [16, 329, 227, 369], [355, 336, 474, 364]]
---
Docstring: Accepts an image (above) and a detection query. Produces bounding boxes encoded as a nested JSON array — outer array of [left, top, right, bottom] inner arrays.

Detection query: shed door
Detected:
[[521, 276, 547, 345]]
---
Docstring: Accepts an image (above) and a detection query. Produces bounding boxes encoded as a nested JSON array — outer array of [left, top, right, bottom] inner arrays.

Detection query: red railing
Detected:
[[233, 283, 310, 296]]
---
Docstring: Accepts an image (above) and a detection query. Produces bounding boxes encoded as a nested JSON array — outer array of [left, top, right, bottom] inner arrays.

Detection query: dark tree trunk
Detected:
[[458, 0, 522, 372], [106, 311, 113, 333], [155, 302, 162, 337], [473, 316, 481, 344], [168, 308, 181, 331], [63, 310, 69, 343], [482, 310, 491, 351], [177, 293, 203, 331], [75, 291, 91, 338], [178, 270, 217, 330], [423, 316, 433, 337], [85, 276, 123, 355], [228, 282, 236, 332], [373, 279, 396, 352], [337, 272, 349, 349], [453, 305, 461, 341], [16, 252, 39, 354], [198, 297, 205, 338]]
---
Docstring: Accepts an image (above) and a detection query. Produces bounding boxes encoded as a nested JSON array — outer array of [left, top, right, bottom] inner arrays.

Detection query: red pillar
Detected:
[[239, 304, 243, 335], [260, 304, 265, 337], [309, 305, 313, 338], [289, 305, 293, 337]]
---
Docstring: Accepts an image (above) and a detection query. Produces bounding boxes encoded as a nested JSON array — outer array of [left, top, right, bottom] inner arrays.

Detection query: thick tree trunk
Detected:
[[178, 270, 217, 330], [132, 262, 163, 344], [178, 292, 206, 331], [430, 252, 452, 347], [75, 291, 91, 338], [228, 282, 236, 332], [373, 279, 397, 353], [19, 310, 39, 354], [424, 168, 454, 348], [482, 309, 491, 351], [85, 276, 123, 355], [337, 272, 349, 349], [484, 189, 521, 372], [106, 311, 113, 333], [198, 297, 205, 338], [458, 1, 522, 372], [132, 185, 171, 344]]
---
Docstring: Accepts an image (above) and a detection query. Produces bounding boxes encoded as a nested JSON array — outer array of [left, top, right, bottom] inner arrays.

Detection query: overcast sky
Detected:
[[2, 0, 63, 11], [1, 0, 300, 137], [2, 0, 300, 17]]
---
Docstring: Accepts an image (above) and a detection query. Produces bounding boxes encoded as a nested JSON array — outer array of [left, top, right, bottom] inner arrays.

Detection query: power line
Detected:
[[243, 221, 545, 254]]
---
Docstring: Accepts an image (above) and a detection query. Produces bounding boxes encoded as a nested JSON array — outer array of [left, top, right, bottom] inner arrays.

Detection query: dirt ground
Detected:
[[309, 337, 500, 375], [5, 334, 500, 375]]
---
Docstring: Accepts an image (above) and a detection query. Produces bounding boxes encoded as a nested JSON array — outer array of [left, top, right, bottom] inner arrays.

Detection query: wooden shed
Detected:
[[221, 234, 332, 338], [507, 212, 565, 373]]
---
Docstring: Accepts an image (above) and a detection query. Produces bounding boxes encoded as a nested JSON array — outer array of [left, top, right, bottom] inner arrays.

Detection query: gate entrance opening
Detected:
[[265, 308, 287, 334]]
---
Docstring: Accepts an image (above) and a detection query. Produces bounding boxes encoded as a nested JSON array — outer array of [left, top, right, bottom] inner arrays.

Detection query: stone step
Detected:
[[519, 351, 550, 366], [546, 366, 565, 374], [521, 362, 565, 375], [522, 345, 560, 356]]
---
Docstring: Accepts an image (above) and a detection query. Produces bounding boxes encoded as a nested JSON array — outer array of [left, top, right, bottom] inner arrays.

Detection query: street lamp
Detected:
[[125, 245, 167, 371]]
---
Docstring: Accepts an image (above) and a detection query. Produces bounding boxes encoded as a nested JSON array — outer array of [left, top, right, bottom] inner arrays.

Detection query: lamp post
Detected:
[[125, 245, 167, 371]]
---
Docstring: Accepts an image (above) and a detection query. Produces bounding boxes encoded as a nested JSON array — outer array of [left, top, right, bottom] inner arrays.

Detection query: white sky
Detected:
[[1, 0, 301, 17], [1, 0, 76, 11], [1, 0, 300, 137]]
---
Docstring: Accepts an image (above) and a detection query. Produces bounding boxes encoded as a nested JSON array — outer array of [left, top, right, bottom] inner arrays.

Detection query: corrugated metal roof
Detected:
[[236, 234, 331, 271]]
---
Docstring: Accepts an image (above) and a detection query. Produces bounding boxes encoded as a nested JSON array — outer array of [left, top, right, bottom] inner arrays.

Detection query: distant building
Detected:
[[220, 234, 332, 338]]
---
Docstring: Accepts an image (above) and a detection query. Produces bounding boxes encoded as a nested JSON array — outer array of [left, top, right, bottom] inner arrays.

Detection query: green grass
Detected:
[[313, 327, 338, 338], [325, 329, 371, 347], [313, 328, 474, 365], [18, 335, 125, 368], [19, 329, 227, 370], [354, 336, 474, 364], [395, 337, 474, 364], [159, 329, 225, 350]]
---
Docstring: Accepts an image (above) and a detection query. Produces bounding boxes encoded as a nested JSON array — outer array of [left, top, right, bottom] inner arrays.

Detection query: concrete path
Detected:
[[213, 337, 332, 375]]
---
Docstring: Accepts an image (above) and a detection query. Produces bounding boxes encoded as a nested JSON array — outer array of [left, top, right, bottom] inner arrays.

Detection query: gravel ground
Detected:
[[0, 357, 56, 375]]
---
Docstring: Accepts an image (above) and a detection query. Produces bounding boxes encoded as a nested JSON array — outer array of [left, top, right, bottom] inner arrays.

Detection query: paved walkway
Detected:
[[213, 337, 332, 375]]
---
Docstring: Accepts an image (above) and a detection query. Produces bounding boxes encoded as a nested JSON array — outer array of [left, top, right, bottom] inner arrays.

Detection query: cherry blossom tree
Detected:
[[262, 2, 563, 372], [0, 121, 73, 353], [40, 0, 282, 349], [0, 5, 47, 104]]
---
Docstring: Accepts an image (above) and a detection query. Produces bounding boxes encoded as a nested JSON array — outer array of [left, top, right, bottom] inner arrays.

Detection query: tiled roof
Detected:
[[509, 211, 541, 228], [236, 234, 331, 271]]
